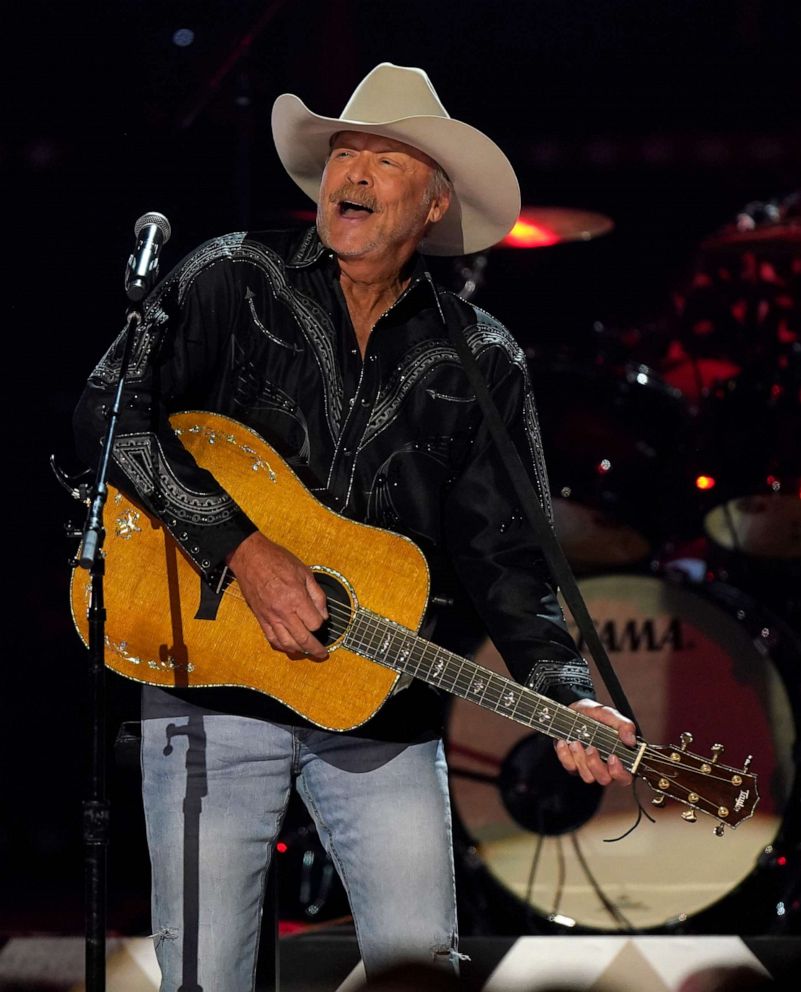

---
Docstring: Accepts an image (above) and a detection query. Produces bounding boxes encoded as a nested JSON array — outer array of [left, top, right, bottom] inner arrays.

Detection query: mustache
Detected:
[[327, 185, 381, 213]]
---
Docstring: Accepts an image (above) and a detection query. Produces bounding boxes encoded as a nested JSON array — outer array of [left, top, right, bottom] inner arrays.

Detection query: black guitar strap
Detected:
[[440, 303, 642, 735]]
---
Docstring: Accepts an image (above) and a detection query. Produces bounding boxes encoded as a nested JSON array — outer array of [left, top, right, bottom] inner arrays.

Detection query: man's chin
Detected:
[[334, 243, 380, 259], [317, 226, 379, 260]]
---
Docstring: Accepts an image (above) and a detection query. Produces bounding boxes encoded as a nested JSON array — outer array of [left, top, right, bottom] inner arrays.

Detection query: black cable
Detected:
[[570, 832, 635, 930]]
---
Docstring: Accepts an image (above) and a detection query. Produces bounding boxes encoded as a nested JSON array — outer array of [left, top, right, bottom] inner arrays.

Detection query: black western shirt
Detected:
[[73, 226, 594, 738]]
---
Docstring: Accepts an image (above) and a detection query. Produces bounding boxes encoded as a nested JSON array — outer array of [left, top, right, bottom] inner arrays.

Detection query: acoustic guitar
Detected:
[[70, 411, 758, 833]]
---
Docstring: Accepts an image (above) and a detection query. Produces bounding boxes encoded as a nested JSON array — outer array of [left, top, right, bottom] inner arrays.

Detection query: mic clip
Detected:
[[49, 454, 93, 503]]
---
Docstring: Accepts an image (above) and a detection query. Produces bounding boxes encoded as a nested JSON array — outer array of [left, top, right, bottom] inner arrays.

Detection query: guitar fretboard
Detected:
[[344, 607, 635, 770]]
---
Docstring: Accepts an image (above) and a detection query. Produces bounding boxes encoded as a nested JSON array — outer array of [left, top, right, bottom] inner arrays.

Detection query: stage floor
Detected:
[[0, 931, 798, 991]]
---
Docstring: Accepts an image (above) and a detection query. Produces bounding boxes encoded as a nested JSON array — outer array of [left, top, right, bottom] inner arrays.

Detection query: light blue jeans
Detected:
[[140, 688, 460, 991]]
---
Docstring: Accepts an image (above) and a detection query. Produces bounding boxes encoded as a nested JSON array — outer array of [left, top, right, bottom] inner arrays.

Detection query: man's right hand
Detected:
[[226, 532, 330, 659]]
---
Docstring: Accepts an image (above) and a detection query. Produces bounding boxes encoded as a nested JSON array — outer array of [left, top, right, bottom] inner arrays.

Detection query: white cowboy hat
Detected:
[[271, 62, 521, 256]]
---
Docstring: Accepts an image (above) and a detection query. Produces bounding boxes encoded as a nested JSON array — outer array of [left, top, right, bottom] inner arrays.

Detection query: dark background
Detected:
[[3, 0, 799, 936]]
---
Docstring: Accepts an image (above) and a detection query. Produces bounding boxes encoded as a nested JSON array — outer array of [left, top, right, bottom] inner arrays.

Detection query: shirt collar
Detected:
[[286, 226, 328, 268]]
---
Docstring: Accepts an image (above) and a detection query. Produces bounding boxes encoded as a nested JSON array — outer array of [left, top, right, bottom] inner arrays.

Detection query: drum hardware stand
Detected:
[[721, 500, 745, 557], [453, 252, 488, 301]]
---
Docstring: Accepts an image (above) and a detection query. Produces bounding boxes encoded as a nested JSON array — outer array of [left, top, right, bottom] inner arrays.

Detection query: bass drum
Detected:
[[448, 574, 800, 933]]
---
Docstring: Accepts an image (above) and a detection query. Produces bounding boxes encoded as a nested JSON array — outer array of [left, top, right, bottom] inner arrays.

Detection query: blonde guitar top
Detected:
[[70, 411, 430, 730]]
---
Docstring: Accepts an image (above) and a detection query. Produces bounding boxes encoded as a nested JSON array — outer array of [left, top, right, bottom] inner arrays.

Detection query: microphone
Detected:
[[125, 211, 172, 302]]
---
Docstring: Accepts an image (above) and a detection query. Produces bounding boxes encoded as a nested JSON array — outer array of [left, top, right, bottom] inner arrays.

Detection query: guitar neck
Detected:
[[344, 607, 638, 771]]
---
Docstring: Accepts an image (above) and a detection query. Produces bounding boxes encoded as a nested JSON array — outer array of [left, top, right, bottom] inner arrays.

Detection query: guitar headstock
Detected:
[[636, 733, 759, 834]]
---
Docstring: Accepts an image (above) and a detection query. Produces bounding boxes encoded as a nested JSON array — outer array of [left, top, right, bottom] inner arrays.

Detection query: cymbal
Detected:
[[499, 206, 614, 248], [702, 222, 801, 252]]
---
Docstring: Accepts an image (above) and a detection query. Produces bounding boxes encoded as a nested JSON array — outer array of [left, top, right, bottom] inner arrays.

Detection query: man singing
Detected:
[[74, 63, 635, 990]]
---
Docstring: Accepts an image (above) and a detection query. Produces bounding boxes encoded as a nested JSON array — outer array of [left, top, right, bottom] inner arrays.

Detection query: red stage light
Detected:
[[498, 206, 613, 248], [501, 219, 560, 248], [695, 475, 716, 490], [276, 841, 288, 853]]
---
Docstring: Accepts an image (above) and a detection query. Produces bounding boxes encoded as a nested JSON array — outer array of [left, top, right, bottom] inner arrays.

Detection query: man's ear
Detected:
[[426, 189, 451, 226]]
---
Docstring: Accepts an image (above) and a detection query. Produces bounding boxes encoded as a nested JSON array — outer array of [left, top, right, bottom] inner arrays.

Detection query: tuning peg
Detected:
[[651, 795, 666, 807], [742, 755, 753, 772], [680, 732, 693, 751], [711, 743, 724, 763], [714, 824, 725, 837], [681, 809, 697, 823]]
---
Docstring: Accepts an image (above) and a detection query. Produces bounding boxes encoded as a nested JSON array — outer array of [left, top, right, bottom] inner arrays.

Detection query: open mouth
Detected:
[[338, 200, 374, 217]]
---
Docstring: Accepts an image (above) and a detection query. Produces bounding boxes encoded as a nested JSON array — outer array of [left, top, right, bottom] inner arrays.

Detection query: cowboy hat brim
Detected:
[[271, 93, 521, 256]]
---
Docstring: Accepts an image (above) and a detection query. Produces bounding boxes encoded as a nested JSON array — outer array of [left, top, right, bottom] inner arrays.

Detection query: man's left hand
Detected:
[[554, 699, 636, 787]]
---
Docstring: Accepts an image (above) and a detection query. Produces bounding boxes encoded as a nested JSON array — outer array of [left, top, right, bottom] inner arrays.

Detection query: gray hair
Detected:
[[427, 164, 453, 202]]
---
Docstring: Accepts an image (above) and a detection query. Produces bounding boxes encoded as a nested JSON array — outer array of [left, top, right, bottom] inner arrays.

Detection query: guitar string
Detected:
[[345, 588, 733, 814], [340, 602, 752, 812], [196, 583, 744, 804], [228, 589, 740, 784], [217, 584, 631, 756], [212, 587, 620, 749], [332, 601, 642, 756], [320, 601, 742, 799]]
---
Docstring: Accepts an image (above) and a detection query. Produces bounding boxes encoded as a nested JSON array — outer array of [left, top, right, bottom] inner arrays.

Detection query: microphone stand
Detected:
[[76, 302, 143, 992]]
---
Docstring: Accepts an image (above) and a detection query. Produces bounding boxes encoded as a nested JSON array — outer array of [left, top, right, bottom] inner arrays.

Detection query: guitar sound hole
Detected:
[[313, 572, 353, 647]]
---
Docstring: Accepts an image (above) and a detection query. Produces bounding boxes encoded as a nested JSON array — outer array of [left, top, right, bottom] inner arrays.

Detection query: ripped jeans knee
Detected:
[[149, 925, 179, 948], [433, 934, 470, 973]]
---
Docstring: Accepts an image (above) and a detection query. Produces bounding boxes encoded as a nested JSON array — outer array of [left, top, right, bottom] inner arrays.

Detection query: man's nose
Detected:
[[346, 160, 372, 185]]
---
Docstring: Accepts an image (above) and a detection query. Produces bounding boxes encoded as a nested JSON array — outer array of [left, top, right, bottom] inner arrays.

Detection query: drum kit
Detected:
[[274, 193, 801, 937], [494, 192, 801, 576], [447, 190, 801, 936]]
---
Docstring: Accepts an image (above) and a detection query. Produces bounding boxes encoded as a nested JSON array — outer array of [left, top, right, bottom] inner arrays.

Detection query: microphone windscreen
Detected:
[[134, 211, 172, 242]]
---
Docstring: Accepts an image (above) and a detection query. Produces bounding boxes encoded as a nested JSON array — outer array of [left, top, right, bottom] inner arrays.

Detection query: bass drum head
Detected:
[[448, 575, 799, 932]]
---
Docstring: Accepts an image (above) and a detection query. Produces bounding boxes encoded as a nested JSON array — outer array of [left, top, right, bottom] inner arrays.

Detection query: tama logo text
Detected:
[[575, 617, 689, 653]]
